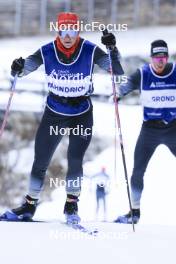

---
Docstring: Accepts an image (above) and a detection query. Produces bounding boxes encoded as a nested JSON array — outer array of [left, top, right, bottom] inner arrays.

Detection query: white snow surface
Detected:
[[0, 221, 175, 264]]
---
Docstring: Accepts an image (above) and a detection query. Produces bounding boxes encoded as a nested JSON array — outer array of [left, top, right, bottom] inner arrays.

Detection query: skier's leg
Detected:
[[103, 196, 107, 221], [96, 196, 100, 219], [164, 124, 176, 157], [65, 110, 93, 196], [28, 108, 64, 199], [131, 126, 158, 209], [65, 132, 92, 195], [115, 124, 160, 224], [64, 110, 93, 222]]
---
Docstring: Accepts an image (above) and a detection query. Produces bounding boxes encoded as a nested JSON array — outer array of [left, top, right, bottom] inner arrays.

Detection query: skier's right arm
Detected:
[[118, 69, 141, 98], [11, 49, 43, 77]]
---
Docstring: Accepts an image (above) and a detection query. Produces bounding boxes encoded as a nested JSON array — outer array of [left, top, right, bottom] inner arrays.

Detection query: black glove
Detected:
[[108, 94, 121, 103], [101, 33, 116, 48], [11, 57, 25, 76]]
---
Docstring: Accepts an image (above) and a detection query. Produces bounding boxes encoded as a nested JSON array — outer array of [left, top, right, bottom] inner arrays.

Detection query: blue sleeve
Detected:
[[94, 46, 124, 75], [23, 49, 43, 76], [119, 69, 141, 97]]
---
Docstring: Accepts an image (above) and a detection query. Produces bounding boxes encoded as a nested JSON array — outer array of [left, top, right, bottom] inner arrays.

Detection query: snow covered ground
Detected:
[[0, 221, 175, 264]]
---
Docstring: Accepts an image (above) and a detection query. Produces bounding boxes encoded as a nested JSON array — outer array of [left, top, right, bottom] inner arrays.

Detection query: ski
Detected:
[[65, 222, 98, 236], [0, 218, 46, 223], [0, 217, 98, 236]]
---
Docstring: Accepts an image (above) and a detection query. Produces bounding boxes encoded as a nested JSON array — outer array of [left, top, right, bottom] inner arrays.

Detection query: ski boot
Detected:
[[64, 194, 81, 224], [114, 209, 140, 224], [0, 195, 38, 221]]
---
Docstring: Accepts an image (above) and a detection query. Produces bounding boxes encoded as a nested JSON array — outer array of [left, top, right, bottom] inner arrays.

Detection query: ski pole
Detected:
[[0, 74, 18, 138], [102, 29, 135, 232]]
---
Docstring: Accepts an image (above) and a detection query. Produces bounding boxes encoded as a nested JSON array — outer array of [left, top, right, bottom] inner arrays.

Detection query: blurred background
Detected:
[[0, 0, 176, 223], [1, 0, 176, 36]]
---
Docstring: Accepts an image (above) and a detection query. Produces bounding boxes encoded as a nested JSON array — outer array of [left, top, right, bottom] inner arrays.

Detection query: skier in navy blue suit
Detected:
[[1, 12, 124, 223], [115, 40, 176, 224], [93, 167, 110, 221]]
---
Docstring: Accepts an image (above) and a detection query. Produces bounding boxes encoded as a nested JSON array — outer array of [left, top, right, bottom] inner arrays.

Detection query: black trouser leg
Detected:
[[131, 125, 159, 208], [66, 110, 93, 195], [164, 124, 176, 157], [28, 108, 64, 198], [29, 108, 93, 198]]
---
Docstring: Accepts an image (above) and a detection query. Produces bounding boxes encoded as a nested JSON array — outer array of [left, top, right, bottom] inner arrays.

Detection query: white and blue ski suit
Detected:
[[120, 62, 176, 208]]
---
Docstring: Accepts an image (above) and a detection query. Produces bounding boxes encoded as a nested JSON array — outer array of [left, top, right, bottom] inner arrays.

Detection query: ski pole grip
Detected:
[[102, 28, 108, 36]]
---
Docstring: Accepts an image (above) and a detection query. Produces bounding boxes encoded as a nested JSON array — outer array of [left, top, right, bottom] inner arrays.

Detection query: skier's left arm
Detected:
[[94, 32, 124, 75], [11, 49, 43, 77]]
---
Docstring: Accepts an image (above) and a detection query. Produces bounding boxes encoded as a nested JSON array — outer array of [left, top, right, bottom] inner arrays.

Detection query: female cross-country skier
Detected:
[[1, 12, 124, 223]]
